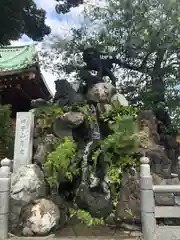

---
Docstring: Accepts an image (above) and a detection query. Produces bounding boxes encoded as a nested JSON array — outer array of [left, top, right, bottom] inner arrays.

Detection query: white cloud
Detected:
[[35, 0, 56, 13], [11, 37, 33, 46]]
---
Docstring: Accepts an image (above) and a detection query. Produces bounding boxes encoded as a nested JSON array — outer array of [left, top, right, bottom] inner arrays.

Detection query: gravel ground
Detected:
[[9, 223, 142, 239]]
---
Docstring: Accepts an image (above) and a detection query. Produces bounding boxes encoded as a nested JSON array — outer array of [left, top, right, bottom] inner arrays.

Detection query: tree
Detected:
[[0, 0, 51, 45], [43, 0, 180, 129], [55, 0, 83, 14]]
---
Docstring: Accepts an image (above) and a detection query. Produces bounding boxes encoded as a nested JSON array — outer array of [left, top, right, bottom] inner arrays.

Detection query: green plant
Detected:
[[91, 106, 141, 205], [45, 137, 78, 189], [93, 115, 141, 167], [0, 105, 14, 159], [35, 103, 63, 130], [70, 208, 104, 226], [100, 105, 138, 124]]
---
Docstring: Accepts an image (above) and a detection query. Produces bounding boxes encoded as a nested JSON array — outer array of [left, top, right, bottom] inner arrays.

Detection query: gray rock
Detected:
[[111, 93, 129, 107], [97, 103, 113, 115], [20, 198, 60, 236], [59, 111, 84, 129], [31, 98, 47, 108], [115, 171, 141, 223], [115, 170, 180, 224], [33, 134, 59, 166], [86, 82, 116, 103], [54, 79, 84, 108], [76, 183, 113, 219], [52, 116, 73, 140], [10, 164, 46, 233]]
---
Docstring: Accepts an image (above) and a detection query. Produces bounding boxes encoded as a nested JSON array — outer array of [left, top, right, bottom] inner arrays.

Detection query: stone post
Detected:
[[0, 158, 11, 239], [177, 156, 180, 180], [140, 156, 156, 240]]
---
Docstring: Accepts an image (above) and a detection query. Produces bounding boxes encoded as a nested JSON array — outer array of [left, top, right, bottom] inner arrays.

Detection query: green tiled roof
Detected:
[[0, 45, 38, 73]]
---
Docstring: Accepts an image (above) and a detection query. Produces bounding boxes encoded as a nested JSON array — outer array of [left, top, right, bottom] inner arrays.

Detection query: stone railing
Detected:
[[140, 156, 180, 240], [0, 158, 11, 239]]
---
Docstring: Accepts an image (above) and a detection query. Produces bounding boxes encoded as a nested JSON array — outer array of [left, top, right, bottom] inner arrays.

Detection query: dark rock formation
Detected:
[[53, 79, 84, 109]]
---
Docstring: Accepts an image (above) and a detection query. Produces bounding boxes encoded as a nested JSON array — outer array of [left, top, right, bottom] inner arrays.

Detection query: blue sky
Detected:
[[11, 0, 84, 95]]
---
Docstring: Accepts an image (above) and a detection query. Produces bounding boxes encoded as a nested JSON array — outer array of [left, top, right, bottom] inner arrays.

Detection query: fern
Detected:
[[45, 137, 77, 189]]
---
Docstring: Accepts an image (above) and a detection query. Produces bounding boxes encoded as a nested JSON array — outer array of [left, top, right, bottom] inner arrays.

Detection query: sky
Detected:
[[11, 0, 85, 95]]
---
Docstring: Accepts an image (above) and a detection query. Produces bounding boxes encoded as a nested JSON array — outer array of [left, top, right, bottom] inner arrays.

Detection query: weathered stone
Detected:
[[138, 110, 160, 147], [52, 117, 73, 140], [115, 170, 180, 224], [20, 198, 60, 236], [86, 82, 116, 103], [53, 79, 84, 108], [59, 111, 84, 129], [33, 134, 59, 167], [146, 145, 171, 177], [10, 164, 46, 233], [97, 103, 113, 115], [111, 93, 129, 107], [76, 183, 113, 219], [31, 98, 47, 108], [115, 171, 141, 224]]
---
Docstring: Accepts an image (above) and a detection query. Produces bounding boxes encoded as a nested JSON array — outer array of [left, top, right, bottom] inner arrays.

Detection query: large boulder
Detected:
[[75, 183, 113, 219], [115, 170, 180, 227], [52, 116, 73, 140], [20, 198, 61, 236], [86, 82, 116, 103], [59, 111, 84, 129], [115, 170, 141, 224], [10, 164, 46, 233]]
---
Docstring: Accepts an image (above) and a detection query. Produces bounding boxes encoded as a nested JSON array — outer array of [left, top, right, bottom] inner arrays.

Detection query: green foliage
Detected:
[[102, 115, 140, 156], [35, 103, 63, 131], [0, 0, 50, 45], [93, 105, 140, 166], [70, 208, 104, 226], [100, 104, 138, 127], [0, 105, 14, 159], [107, 155, 137, 199], [45, 137, 78, 189], [91, 105, 141, 205]]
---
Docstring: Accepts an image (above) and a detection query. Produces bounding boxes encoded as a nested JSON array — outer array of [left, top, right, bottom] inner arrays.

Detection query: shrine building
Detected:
[[0, 45, 52, 120]]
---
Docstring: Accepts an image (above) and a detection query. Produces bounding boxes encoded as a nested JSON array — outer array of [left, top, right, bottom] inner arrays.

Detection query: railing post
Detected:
[[177, 156, 180, 179], [0, 158, 11, 239], [140, 156, 156, 240]]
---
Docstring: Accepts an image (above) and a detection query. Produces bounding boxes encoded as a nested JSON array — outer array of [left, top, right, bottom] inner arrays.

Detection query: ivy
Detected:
[[45, 137, 78, 189]]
